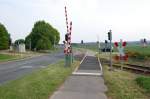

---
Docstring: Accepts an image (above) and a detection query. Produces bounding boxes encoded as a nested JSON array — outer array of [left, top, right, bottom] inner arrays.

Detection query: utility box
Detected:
[[9, 46, 13, 52], [18, 44, 26, 53]]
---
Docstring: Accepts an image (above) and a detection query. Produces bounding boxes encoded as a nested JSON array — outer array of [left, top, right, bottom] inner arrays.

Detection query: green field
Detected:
[[0, 61, 79, 99], [125, 45, 150, 57]]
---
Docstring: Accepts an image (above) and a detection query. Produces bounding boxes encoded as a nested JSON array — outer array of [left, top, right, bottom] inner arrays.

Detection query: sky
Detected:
[[0, 0, 150, 43]]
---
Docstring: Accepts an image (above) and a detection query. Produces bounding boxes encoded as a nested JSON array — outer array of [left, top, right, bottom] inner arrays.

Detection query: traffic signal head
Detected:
[[144, 38, 146, 43], [108, 30, 112, 40], [105, 40, 108, 44]]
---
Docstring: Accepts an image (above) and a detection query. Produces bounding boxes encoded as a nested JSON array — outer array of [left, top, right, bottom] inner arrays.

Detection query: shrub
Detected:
[[136, 76, 150, 93]]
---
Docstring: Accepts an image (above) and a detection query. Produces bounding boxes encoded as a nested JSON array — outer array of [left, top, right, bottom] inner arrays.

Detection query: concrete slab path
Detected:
[[50, 75, 107, 99], [50, 51, 107, 99]]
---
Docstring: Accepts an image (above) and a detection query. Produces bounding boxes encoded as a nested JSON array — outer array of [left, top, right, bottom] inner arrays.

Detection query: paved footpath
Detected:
[[50, 52, 107, 99]]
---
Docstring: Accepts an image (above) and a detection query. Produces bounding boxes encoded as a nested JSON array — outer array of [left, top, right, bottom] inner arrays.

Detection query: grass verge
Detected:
[[0, 61, 79, 99], [0, 54, 17, 61], [103, 65, 149, 99]]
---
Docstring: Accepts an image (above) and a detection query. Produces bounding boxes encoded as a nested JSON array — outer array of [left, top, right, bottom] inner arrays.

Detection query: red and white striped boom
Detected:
[[65, 6, 69, 34], [64, 6, 72, 54]]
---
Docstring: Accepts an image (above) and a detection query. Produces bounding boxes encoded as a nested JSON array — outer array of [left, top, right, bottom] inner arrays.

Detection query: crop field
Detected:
[[125, 44, 150, 57]]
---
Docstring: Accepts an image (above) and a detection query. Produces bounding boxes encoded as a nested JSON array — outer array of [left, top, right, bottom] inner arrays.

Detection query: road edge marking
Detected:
[[98, 55, 103, 75], [72, 72, 102, 76], [73, 54, 87, 73]]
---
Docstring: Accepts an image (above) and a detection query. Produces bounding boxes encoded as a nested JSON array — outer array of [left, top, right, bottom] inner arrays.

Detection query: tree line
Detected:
[[0, 20, 60, 50]]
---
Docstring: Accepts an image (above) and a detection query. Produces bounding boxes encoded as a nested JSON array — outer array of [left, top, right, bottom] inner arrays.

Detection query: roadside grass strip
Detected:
[[0, 54, 17, 61], [103, 66, 149, 99], [136, 76, 150, 93], [0, 61, 79, 99]]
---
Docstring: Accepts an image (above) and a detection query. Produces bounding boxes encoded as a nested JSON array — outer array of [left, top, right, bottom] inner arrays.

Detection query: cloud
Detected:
[[0, 0, 150, 43]]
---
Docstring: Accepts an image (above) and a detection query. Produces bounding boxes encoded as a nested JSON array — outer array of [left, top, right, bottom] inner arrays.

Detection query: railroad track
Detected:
[[100, 58, 150, 75], [113, 64, 150, 75]]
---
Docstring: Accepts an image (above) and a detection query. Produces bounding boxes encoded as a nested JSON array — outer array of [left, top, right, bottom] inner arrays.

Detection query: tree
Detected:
[[15, 39, 25, 45], [36, 37, 52, 50], [8, 34, 12, 46], [25, 20, 60, 50], [0, 23, 9, 50]]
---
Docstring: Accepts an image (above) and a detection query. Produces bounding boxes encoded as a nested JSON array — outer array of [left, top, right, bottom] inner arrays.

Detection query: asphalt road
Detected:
[[0, 50, 64, 85]]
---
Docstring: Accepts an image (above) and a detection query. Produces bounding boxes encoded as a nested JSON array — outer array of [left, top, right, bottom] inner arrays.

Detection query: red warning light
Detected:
[[114, 42, 118, 47], [122, 42, 127, 47]]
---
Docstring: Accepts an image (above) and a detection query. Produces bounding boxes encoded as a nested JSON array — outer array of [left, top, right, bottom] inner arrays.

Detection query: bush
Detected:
[[126, 51, 146, 60], [136, 76, 150, 93]]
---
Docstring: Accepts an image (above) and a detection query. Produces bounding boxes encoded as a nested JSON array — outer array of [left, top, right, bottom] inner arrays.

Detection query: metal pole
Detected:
[[105, 40, 107, 53], [119, 39, 123, 70], [110, 38, 112, 70], [109, 30, 113, 70], [97, 35, 100, 54], [30, 38, 32, 51], [121, 58, 123, 70], [98, 42, 100, 54]]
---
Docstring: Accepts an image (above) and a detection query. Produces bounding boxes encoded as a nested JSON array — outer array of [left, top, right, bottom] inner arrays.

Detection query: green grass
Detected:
[[0, 54, 17, 61], [0, 61, 79, 99], [103, 66, 149, 99], [136, 76, 150, 93]]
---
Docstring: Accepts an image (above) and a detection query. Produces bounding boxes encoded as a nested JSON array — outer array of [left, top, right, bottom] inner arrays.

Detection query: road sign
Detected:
[[114, 39, 127, 60]]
